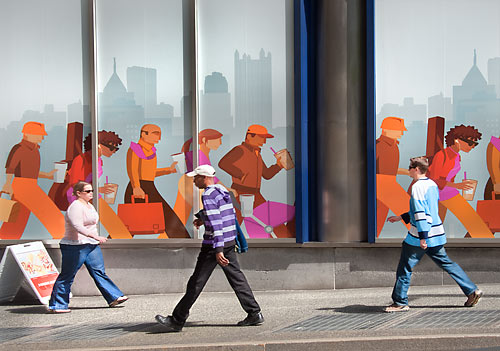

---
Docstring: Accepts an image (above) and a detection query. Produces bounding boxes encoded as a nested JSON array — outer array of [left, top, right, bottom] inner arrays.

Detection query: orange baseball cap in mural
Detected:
[[247, 124, 274, 138], [380, 117, 407, 131], [22, 121, 48, 135]]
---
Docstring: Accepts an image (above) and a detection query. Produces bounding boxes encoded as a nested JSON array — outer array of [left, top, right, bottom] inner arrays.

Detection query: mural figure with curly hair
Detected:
[[428, 125, 494, 238], [66, 130, 132, 238]]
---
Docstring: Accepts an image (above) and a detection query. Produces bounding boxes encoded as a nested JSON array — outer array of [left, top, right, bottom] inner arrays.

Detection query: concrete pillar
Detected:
[[316, 0, 367, 242]]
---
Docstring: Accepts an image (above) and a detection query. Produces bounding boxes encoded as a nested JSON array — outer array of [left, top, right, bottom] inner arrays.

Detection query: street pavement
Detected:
[[2, 284, 500, 350]]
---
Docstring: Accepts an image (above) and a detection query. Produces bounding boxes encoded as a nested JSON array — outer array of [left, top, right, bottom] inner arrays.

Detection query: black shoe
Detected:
[[237, 312, 264, 326], [155, 315, 184, 332]]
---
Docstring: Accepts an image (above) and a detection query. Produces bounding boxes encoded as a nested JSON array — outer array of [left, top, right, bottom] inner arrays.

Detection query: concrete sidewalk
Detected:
[[2, 284, 500, 351]]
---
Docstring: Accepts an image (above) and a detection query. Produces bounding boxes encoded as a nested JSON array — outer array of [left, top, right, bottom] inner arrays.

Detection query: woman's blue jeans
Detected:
[[392, 242, 477, 306], [49, 244, 123, 310]]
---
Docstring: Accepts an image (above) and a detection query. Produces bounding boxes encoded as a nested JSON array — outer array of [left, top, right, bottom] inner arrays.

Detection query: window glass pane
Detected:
[[0, 0, 90, 240], [376, 0, 500, 239], [95, 0, 193, 239], [197, 0, 295, 239]]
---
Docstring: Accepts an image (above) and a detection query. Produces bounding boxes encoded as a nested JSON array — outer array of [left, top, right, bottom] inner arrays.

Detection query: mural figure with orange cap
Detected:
[[173, 129, 236, 225], [376, 116, 411, 237], [124, 124, 190, 238], [428, 125, 494, 238], [218, 124, 291, 237], [0, 121, 65, 239]]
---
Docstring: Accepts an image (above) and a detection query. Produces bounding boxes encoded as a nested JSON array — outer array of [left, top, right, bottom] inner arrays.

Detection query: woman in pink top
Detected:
[[48, 181, 128, 313], [173, 129, 235, 225]]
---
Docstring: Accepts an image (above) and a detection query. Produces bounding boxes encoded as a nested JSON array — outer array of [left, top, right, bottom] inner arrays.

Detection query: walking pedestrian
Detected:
[[385, 156, 483, 312], [48, 181, 128, 313], [155, 165, 264, 331]]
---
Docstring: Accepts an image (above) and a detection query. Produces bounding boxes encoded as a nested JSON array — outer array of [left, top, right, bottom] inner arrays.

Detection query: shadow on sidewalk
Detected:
[[5, 306, 48, 314], [145, 321, 240, 334], [317, 305, 385, 313], [410, 293, 500, 298], [6, 305, 112, 314], [317, 303, 488, 314]]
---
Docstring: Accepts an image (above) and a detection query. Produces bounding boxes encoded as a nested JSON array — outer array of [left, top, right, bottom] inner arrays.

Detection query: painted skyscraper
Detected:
[[487, 57, 500, 98], [98, 58, 143, 138], [234, 49, 272, 128], [453, 50, 496, 124], [127, 66, 157, 114], [200, 72, 232, 127]]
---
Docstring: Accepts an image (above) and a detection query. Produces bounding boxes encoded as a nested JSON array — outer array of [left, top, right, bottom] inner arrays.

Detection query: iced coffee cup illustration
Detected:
[[103, 177, 118, 204], [271, 147, 294, 170], [462, 173, 477, 201], [239, 194, 255, 217], [171, 153, 187, 174], [53, 162, 68, 183]]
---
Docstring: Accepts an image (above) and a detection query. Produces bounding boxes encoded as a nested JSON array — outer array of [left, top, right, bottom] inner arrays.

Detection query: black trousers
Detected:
[[172, 245, 261, 323]]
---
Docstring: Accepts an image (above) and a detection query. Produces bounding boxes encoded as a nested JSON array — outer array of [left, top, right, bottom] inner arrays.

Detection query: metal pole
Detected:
[[88, 0, 99, 215]]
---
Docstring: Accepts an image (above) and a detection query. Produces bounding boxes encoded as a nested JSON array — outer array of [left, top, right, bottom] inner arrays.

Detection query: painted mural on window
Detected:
[[0, 0, 90, 240], [197, 0, 295, 239], [0, 0, 294, 240], [376, 0, 500, 239]]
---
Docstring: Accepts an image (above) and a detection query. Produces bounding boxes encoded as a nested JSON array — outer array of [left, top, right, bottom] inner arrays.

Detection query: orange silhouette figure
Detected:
[[0, 122, 64, 239]]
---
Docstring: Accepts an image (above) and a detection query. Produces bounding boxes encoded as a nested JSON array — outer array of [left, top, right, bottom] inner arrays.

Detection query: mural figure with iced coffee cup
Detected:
[[125, 124, 190, 238], [0, 121, 64, 239], [218, 124, 294, 238], [427, 125, 494, 238], [66, 131, 132, 239]]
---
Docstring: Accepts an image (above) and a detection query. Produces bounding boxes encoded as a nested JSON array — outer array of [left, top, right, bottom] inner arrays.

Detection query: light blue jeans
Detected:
[[49, 244, 123, 310], [392, 242, 477, 306]]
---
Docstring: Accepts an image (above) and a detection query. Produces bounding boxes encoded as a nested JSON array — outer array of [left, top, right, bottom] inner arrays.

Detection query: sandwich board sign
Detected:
[[0, 241, 59, 305]]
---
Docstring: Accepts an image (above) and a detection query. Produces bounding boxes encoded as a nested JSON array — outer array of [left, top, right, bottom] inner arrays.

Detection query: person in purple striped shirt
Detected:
[[155, 165, 264, 332]]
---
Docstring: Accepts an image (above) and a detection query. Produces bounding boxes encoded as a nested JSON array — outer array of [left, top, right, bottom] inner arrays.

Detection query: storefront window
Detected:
[[197, 0, 296, 239], [375, 0, 500, 239], [0, 0, 294, 241], [0, 0, 90, 240], [95, 0, 193, 239]]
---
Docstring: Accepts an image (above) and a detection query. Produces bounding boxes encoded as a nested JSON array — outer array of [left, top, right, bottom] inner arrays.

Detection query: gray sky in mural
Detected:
[[376, 0, 500, 110], [97, 0, 290, 127], [376, 0, 500, 239], [0, 0, 83, 128], [0, 0, 290, 127], [197, 0, 289, 127], [96, 0, 184, 114]]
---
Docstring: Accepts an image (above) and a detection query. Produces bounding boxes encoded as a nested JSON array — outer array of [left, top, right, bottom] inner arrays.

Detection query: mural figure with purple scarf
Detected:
[[125, 124, 189, 238], [66, 131, 132, 239]]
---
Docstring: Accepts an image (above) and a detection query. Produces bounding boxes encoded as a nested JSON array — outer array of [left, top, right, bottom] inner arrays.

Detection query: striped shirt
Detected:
[[402, 177, 446, 247], [200, 184, 237, 252]]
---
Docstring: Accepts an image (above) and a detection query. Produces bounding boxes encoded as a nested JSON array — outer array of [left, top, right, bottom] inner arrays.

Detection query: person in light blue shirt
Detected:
[[385, 156, 483, 312]]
